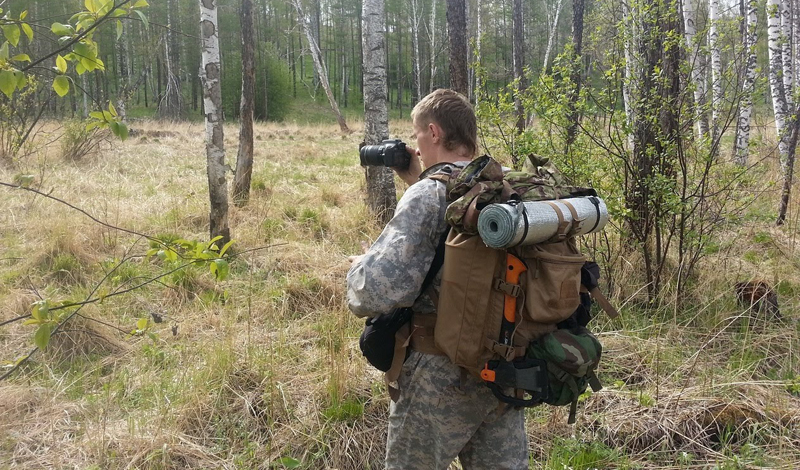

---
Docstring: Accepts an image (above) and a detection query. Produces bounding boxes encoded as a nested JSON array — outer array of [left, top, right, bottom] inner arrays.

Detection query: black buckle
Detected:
[[481, 358, 550, 407]]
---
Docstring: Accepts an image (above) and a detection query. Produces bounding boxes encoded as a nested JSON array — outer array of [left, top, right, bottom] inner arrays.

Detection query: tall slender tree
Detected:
[[199, 0, 230, 244], [233, 0, 256, 207], [292, 0, 351, 133], [512, 0, 525, 134], [768, 0, 790, 172], [565, 0, 586, 151], [709, 0, 722, 140], [363, 0, 397, 223], [447, 0, 468, 94], [735, 0, 759, 165], [682, 0, 709, 139]]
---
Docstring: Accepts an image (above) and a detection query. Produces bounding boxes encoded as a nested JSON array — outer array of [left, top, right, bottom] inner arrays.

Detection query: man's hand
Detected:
[[392, 146, 422, 186], [348, 241, 370, 265]]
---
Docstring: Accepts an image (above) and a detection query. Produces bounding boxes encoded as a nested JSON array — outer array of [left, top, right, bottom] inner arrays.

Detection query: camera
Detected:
[[359, 139, 411, 169]]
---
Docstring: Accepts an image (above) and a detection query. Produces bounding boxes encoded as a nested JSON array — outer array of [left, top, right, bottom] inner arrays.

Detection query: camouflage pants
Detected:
[[386, 351, 529, 470]]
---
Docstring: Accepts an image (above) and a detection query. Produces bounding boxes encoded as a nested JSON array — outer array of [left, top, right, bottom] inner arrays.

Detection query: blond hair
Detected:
[[411, 89, 477, 157]]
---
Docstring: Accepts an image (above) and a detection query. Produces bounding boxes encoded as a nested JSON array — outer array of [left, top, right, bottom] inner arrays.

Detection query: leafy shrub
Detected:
[[221, 42, 292, 122], [59, 120, 104, 162]]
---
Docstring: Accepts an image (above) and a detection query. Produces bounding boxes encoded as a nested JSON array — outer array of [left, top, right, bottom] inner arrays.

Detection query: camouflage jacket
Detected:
[[347, 162, 469, 318]]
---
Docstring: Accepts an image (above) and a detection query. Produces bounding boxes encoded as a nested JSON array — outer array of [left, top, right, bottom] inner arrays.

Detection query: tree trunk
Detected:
[[199, 0, 231, 245], [542, 0, 564, 74], [429, 0, 438, 92], [512, 0, 525, 134], [292, 0, 351, 133], [233, 0, 256, 207], [565, 0, 585, 151], [410, 0, 422, 104], [363, 0, 397, 224], [447, 0, 468, 94], [777, 109, 798, 225], [768, 0, 790, 172], [781, 0, 794, 108], [682, 0, 710, 139], [476, 0, 482, 107], [160, 0, 184, 119], [709, 0, 722, 140], [735, 0, 759, 165]]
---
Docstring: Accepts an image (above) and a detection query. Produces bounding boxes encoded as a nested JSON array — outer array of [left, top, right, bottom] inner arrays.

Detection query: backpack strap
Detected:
[[588, 287, 620, 319]]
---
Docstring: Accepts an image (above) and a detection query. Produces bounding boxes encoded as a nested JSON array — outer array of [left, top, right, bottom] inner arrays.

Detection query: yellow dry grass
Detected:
[[0, 118, 798, 469]]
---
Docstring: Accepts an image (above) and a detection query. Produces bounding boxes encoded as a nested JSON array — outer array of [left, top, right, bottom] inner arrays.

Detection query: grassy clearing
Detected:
[[0, 119, 799, 469]]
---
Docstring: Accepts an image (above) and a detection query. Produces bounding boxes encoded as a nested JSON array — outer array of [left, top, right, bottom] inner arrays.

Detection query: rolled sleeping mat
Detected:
[[477, 196, 609, 249]]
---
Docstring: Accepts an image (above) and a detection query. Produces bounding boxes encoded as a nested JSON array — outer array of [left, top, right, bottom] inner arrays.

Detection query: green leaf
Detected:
[[34, 323, 53, 350], [75, 62, 86, 75], [275, 457, 301, 469], [56, 55, 67, 73], [85, 0, 99, 13], [219, 239, 235, 256], [211, 259, 229, 281], [53, 76, 69, 97], [134, 9, 149, 30], [19, 10, 28, 20], [116, 19, 123, 40], [133, 0, 150, 7], [116, 121, 128, 141], [21, 23, 32, 41], [89, 111, 105, 121], [0, 70, 16, 98], [15, 174, 34, 187], [136, 318, 148, 331], [13, 70, 25, 88], [51, 23, 74, 37], [108, 101, 117, 117], [0, 41, 9, 60], [2, 24, 20, 47], [11, 53, 30, 62]]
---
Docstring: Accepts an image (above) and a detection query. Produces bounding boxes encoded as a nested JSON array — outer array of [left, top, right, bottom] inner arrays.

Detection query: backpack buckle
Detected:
[[493, 278, 522, 297]]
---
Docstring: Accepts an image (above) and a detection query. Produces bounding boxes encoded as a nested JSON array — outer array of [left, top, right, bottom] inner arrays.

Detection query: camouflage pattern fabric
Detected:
[[526, 326, 602, 407], [443, 154, 595, 235], [347, 161, 528, 468], [386, 350, 528, 470]]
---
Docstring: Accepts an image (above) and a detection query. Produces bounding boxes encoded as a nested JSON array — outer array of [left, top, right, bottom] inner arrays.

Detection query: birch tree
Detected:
[[512, 0, 525, 133], [233, 0, 256, 207], [409, 0, 422, 104], [429, 0, 437, 92], [767, 0, 790, 170], [735, 0, 758, 165], [542, 0, 565, 74], [447, 0, 468, 94], [781, 0, 793, 108], [199, 0, 230, 245], [363, 0, 397, 223], [159, 0, 183, 119], [709, 0, 722, 139], [292, 0, 351, 133], [682, 0, 709, 139]]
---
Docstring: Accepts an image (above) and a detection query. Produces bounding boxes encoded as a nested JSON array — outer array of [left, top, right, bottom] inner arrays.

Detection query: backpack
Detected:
[[430, 154, 618, 422]]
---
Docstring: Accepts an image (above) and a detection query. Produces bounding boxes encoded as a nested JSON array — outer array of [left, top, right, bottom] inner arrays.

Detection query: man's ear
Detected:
[[429, 122, 442, 144]]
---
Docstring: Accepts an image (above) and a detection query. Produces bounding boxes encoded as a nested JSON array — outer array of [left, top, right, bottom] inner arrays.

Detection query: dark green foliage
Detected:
[[221, 43, 292, 122]]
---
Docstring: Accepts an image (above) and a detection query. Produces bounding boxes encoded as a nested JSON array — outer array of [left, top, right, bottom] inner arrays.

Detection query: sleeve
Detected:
[[346, 179, 445, 318]]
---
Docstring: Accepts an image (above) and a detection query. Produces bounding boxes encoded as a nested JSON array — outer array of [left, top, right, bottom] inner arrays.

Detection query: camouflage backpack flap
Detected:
[[442, 154, 595, 234], [526, 326, 603, 423]]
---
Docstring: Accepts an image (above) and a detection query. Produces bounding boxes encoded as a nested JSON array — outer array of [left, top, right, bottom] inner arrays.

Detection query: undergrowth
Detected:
[[0, 119, 798, 469]]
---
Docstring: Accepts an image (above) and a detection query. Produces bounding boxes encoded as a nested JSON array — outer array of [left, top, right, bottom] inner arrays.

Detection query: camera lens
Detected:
[[360, 144, 385, 166]]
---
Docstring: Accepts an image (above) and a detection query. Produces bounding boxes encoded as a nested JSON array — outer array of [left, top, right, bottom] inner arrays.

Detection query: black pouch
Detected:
[[359, 307, 413, 372], [358, 231, 448, 372]]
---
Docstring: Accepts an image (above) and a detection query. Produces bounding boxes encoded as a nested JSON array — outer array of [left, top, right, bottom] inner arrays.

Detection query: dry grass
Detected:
[[0, 118, 798, 469]]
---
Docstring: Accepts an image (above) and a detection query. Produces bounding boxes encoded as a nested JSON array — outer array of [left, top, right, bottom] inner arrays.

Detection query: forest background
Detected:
[[0, 0, 799, 469]]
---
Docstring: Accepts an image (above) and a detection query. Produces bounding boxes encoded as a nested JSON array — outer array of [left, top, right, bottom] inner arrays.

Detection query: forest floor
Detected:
[[0, 119, 799, 469]]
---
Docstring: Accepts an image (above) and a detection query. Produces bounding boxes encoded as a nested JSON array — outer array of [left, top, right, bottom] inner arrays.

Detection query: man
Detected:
[[347, 89, 528, 469]]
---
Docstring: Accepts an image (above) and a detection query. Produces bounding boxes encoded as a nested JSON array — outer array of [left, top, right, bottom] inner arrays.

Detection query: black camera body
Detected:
[[360, 139, 411, 169]]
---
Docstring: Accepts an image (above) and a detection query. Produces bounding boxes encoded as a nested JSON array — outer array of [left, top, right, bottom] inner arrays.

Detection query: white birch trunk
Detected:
[[683, 0, 710, 139], [622, 0, 637, 150], [781, 0, 794, 107], [429, 0, 437, 92], [542, 0, 564, 73], [768, 0, 791, 171], [292, 0, 350, 133], [476, 0, 482, 107], [709, 0, 722, 140], [363, 0, 397, 223], [794, 0, 800, 89], [735, 0, 759, 165], [199, 0, 230, 244], [410, 0, 422, 104]]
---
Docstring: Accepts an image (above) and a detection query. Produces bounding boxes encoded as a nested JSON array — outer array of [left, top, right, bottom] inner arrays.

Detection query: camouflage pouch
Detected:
[[526, 326, 603, 423]]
